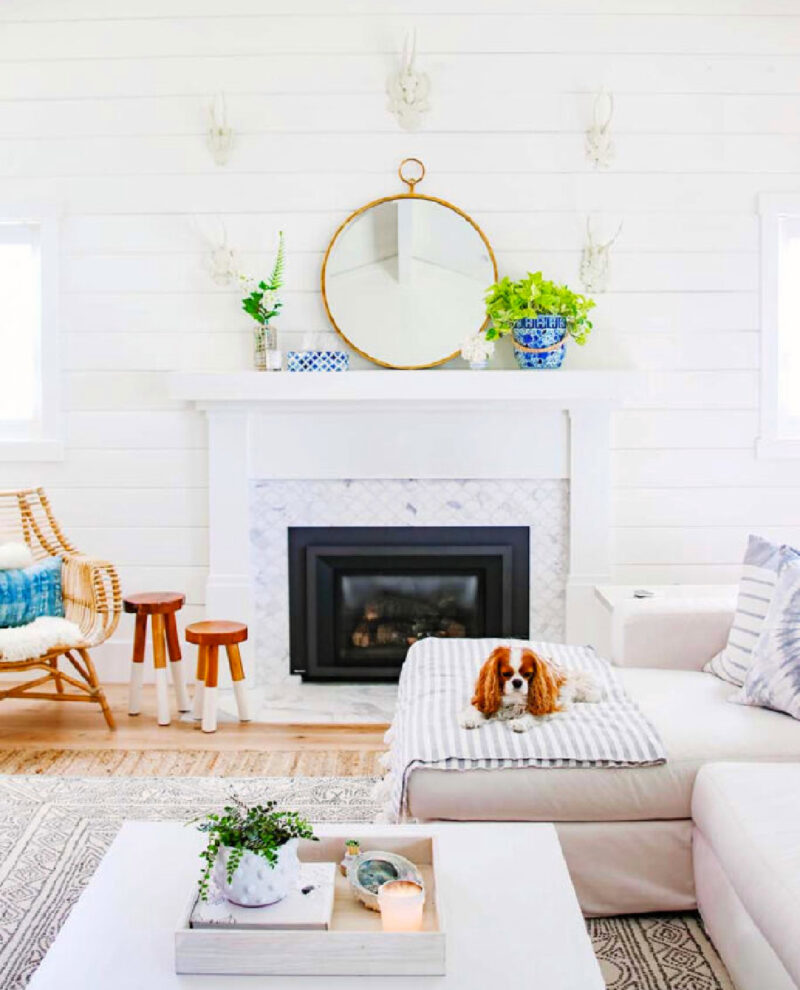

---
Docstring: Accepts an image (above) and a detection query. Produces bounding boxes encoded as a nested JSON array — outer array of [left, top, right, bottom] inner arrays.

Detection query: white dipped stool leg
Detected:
[[201, 645, 219, 733], [165, 613, 190, 713], [128, 612, 147, 716], [191, 680, 205, 720], [129, 662, 144, 716], [233, 680, 251, 722], [192, 644, 207, 721], [151, 614, 171, 726], [226, 643, 251, 723], [171, 660, 190, 713], [202, 686, 218, 733]]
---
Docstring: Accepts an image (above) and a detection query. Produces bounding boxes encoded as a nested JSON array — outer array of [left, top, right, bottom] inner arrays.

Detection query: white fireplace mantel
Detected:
[[170, 370, 639, 674]]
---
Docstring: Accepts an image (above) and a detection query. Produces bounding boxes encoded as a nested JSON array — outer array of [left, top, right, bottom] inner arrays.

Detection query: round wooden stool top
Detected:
[[123, 592, 185, 615], [185, 620, 248, 646]]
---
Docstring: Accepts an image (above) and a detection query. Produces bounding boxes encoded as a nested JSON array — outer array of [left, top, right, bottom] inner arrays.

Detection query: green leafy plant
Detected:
[[194, 793, 316, 900], [241, 231, 285, 326], [484, 271, 595, 345]]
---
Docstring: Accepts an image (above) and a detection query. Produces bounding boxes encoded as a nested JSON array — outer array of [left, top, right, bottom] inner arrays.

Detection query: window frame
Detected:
[[758, 193, 800, 459], [0, 204, 62, 461]]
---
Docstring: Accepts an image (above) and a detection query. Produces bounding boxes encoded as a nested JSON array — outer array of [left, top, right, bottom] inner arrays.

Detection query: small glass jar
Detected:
[[254, 323, 282, 371]]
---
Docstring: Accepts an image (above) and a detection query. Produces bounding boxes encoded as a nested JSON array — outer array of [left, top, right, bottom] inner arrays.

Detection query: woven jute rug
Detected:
[[0, 776, 733, 990], [0, 747, 385, 777]]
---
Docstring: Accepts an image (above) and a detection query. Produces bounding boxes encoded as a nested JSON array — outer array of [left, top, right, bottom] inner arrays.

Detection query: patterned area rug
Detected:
[[0, 776, 733, 990]]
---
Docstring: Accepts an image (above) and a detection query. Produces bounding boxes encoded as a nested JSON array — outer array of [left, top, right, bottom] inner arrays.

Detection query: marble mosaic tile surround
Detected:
[[249, 478, 568, 695]]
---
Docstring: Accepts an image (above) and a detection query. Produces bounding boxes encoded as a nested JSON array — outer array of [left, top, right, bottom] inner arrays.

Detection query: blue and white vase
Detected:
[[511, 316, 567, 369]]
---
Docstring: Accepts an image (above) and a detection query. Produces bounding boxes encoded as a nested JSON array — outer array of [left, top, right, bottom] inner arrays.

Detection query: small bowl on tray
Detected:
[[346, 850, 424, 911]]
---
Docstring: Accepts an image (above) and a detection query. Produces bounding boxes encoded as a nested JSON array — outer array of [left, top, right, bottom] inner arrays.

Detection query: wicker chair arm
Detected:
[[62, 554, 122, 646]]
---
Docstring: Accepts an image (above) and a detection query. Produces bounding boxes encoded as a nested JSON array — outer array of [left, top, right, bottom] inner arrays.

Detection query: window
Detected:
[[0, 211, 61, 458], [759, 194, 800, 458]]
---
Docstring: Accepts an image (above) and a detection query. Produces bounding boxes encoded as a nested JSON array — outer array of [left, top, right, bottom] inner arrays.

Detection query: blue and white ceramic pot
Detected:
[[511, 316, 567, 369]]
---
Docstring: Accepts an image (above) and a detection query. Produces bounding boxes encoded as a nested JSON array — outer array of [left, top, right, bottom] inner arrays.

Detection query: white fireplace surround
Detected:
[[171, 369, 637, 686]]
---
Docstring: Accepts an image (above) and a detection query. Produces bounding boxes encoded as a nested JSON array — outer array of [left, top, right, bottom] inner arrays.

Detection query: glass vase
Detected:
[[254, 323, 281, 371]]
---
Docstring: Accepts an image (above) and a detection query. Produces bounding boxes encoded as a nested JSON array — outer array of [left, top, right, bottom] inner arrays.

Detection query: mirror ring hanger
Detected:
[[398, 157, 425, 194]]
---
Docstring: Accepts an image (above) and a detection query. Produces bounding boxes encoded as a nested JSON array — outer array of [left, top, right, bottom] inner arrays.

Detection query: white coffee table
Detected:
[[29, 821, 603, 989]]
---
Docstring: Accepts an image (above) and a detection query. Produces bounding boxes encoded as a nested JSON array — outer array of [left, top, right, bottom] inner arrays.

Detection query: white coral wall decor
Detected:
[[585, 89, 615, 169], [386, 31, 431, 132], [579, 217, 623, 294], [195, 216, 239, 286], [207, 92, 234, 166]]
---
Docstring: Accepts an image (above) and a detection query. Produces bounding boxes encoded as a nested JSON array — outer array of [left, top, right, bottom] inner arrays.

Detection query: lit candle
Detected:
[[377, 879, 425, 932]]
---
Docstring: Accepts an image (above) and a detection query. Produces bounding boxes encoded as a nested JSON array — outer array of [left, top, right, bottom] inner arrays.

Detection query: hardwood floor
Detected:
[[0, 684, 388, 753]]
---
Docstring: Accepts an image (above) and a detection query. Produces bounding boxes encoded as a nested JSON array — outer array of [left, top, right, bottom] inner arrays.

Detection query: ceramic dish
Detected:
[[346, 850, 424, 912]]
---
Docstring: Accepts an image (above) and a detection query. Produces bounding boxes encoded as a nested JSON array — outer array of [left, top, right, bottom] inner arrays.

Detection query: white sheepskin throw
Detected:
[[0, 542, 34, 570], [0, 616, 84, 662]]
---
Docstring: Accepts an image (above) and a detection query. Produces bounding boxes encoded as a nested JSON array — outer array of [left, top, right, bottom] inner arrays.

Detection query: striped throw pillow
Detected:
[[704, 535, 798, 687], [0, 556, 64, 629]]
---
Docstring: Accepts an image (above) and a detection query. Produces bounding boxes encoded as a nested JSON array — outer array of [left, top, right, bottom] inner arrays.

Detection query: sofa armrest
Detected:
[[610, 599, 735, 670]]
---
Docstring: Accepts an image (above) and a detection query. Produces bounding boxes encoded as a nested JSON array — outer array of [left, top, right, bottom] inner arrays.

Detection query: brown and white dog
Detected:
[[458, 644, 601, 733]]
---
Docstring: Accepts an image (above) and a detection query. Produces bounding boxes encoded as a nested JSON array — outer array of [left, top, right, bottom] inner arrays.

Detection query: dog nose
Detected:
[[511, 678, 523, 689]]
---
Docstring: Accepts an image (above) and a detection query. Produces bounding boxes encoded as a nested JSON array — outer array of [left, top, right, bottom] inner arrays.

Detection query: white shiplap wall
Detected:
[[1, 0, 799, 668]]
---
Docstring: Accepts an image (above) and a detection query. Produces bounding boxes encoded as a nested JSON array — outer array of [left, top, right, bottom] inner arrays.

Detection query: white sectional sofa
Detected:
[[694, 763, 800, 990], [406, 599, 800, 918]]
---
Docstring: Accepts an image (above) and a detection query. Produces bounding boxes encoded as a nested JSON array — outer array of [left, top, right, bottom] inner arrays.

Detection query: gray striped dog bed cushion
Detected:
[[705, 534, 798, 687], [379, 637, 666, 822]]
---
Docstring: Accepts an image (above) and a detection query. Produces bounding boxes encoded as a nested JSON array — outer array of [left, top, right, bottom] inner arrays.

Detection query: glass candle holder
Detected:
[[377, 879, 425, 932]]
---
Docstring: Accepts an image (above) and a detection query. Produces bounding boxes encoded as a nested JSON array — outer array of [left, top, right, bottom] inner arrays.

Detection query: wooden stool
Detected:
[[185, 620, 250, 733], [123, 592, 189, 726]]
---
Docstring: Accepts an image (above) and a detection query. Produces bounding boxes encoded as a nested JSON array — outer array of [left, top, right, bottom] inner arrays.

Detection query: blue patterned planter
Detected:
[[511, 316, 567, 369], [287, 350, 349, 373]]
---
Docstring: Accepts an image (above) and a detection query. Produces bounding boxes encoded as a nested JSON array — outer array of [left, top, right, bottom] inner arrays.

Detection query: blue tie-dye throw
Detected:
[[0, 556, 64, 628]]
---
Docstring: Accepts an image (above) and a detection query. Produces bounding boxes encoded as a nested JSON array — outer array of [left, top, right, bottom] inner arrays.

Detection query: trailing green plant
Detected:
[[241, 231, 285, 326], [194, 793, 316, 900], [484, 271, 595, 345]]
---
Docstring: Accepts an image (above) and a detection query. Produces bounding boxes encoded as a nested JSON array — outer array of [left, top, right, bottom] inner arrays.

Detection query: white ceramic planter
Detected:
[[212, 838, 300, 907]]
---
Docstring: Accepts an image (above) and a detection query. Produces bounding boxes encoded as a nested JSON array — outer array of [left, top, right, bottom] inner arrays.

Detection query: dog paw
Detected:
[[459, 711, 484, 730], [508, 718, 530, 733]]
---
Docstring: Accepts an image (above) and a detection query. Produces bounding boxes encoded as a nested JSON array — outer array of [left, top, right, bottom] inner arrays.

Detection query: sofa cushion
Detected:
[[734, 555, 800, 720], [705, 534, 796, 687], [406, 668, 800, 822], [692, 763, 800, 989]]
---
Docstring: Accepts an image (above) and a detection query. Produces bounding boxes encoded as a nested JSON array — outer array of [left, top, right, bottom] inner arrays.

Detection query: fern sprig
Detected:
[[266, 231, 285, 291]]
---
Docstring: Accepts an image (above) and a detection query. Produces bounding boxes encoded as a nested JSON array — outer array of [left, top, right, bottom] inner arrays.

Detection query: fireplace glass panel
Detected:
[[338, 572, 482, 662]]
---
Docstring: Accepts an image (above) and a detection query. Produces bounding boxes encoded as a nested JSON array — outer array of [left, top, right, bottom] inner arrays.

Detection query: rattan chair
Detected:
[[0, 487, 120, 728]]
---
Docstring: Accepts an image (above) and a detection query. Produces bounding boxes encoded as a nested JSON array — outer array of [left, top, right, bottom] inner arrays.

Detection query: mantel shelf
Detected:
[[170, 369, 639, 406]]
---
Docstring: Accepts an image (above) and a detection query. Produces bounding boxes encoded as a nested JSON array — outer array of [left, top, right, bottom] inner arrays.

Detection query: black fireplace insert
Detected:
[[288, 526, 529, 681]]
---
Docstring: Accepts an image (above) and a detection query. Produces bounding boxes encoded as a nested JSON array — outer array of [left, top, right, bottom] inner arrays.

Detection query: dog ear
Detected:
[[471, 646, 506, 716], [525, 650, 564, 717]]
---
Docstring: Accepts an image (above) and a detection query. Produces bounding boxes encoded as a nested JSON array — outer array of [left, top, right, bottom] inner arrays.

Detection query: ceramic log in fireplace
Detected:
[[288, 526, 529, 681]]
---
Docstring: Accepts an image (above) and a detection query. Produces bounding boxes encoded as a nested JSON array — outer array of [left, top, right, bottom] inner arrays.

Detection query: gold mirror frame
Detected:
[[320, 159, 498, 370]]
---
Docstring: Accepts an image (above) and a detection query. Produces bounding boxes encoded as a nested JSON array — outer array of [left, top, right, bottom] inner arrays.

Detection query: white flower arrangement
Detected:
[[460, 332, 495, 365], [241, 231, 285, 326]]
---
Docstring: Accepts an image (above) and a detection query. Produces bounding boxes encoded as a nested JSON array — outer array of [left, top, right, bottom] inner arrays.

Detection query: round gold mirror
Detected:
[[321, 160, 497, 369]]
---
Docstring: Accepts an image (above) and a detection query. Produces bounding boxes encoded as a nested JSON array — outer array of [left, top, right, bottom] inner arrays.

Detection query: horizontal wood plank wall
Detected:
[[1, 0, 799, 674]]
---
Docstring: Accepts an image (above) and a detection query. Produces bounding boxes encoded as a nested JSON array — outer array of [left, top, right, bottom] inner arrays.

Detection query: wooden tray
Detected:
[[174, 833, 446, 976]]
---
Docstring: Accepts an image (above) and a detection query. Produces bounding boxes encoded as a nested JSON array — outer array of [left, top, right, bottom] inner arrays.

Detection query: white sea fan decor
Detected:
[[460, 333, 495, 364]]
